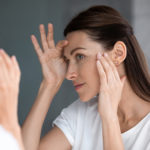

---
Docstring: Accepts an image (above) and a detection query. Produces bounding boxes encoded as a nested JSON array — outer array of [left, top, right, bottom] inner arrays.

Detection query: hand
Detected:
[[31, 23, 68, 87], [96, 52, 126, 119], [0, 49, 21, 125]]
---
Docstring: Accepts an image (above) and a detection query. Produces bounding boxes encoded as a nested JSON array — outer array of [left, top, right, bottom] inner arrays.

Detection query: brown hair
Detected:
[[64, 5, 150, 101]]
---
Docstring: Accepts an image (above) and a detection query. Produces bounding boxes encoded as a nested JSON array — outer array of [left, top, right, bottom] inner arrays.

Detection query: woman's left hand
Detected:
[[96, 52, 126, 119]]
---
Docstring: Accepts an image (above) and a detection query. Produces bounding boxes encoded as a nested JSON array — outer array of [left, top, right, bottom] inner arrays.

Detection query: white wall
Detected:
[[132, 0, 150, 69]]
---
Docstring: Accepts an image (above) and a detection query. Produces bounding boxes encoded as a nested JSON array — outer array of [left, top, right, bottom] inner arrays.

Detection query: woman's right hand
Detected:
[[31, 23, 68, 87]]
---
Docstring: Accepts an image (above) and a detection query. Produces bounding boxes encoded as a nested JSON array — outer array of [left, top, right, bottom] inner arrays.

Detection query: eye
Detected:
[[76, 54, 85, 61]]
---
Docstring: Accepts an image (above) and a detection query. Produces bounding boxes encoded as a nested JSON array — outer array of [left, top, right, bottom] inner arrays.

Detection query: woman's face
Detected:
[[63, 31, 105, 102]]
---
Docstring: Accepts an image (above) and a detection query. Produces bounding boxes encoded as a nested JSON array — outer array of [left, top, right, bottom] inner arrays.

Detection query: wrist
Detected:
[[0, 117, 20, 135], [37, 79, 62, 100], [100, 111, 118, 123], [41, 79, 62, 89]]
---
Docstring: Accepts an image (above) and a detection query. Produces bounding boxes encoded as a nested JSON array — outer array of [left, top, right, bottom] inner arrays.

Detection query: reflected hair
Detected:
[[64, 5, 150, 102]]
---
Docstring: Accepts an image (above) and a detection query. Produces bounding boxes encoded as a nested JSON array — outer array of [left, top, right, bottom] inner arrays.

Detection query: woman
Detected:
[[22, 5, 150, 150], [0, 49, 24, 150]]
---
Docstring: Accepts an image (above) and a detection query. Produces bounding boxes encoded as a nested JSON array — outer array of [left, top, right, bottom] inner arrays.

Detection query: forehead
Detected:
[[66, 31, 90, 43], [63, 31, 104, 56]]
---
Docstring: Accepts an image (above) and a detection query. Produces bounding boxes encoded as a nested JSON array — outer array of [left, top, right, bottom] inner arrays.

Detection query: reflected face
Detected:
[[63, 31, 105, 101]]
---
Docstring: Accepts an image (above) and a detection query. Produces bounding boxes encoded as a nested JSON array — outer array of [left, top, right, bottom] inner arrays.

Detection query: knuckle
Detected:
[[36, 45, 40, 50], [43, 41, 47, 46]]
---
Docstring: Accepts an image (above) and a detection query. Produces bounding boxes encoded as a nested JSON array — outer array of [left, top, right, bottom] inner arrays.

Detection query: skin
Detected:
[[22, 23, 150, 150], [64, 31, 127, 149], [0, 49, 24, 150], [64, 31, 103, 101], [64, 31, 150, 149], [64, 31, 150, 132]]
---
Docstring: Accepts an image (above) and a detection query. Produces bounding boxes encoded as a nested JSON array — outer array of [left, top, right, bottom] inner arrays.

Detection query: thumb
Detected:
[[56, 40, 68, 51]]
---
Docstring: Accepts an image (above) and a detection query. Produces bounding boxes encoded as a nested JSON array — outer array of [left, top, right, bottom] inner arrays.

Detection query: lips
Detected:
[[74, 83, 85, 90]]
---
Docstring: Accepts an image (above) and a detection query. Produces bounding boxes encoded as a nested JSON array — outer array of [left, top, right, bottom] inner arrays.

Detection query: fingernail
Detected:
[[40, 24, 44, 29], [0, 49, 4, 53], [97, 60, 100, 65], [31, 35, 34, 39], [104, 53, 108, 57], [13, 56, 16, 59], [48, 23, 52, 26], [12, 55, 16, 60], [64, 40, 68, 44], [97, 52, 101, 59]]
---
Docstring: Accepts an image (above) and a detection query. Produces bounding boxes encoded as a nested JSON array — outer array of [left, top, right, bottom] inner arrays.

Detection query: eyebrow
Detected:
[[70, 47, 86, 55], [63, 47, 86, 60]]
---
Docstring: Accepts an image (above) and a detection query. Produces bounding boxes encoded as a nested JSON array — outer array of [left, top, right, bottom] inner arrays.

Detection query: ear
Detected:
[[110, 41, 127, 66]]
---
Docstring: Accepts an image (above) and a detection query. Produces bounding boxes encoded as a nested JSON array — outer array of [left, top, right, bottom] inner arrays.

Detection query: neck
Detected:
[[117, 79, 150, 123]]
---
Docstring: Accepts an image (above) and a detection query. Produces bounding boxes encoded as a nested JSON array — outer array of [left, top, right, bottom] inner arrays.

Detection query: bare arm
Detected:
[[22, 81, 72, 150], [22, 80, 59, 150], [39, 125, 72, 150], [101, 114, 124, 150], [96, 52, 126, 150], [22, 24, 70, 150]]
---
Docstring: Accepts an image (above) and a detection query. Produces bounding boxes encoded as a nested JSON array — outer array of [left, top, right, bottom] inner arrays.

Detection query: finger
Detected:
[[0, 53, 9, 82], [0, 54, 3, 79], [47, 23, 55, 49], [0, 49, 13, 70], [103, 53, 120, 81], [0, 50, 13, 81], [39, 24, 49, 50], [56, 40, 68, 51], [98, 53, 115, 83], [96, 59, 107, 90], [31, 35, 43, 58], [11, 56, 21, 74], [11, 56, 21, 82]]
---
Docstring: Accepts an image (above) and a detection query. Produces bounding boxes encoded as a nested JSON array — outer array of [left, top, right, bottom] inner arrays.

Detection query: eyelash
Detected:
[[63, 53, 85, 64], [75, 54, 85, 61]]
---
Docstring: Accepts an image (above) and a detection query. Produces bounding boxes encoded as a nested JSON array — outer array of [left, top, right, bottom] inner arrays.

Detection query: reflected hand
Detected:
[[0, 49, 21, 124]]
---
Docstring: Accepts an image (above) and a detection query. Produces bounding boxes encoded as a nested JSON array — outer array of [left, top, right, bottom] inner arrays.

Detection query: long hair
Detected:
[[64, 5, 150, 101]]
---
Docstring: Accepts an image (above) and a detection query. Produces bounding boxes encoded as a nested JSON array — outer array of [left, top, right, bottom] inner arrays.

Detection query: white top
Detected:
[[52, 96, 150, 150], [0, 125, 20, 150]]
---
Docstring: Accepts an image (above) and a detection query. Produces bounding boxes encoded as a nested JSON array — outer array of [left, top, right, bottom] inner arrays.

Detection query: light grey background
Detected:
[[0, 0, 149, 137]]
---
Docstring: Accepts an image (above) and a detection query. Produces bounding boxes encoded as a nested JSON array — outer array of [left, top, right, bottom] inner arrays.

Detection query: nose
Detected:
[[65, 62, 78, 80]]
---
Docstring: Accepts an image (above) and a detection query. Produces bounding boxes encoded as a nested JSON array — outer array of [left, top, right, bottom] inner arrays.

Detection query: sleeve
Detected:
[[52, 100, 79, 146], [0, 125, 20, 150]]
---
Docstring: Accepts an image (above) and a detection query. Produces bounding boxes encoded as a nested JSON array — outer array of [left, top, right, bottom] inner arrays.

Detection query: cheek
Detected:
[[80, 60, 100, 85], [91, 66, 100, 90], [78, 60, 101, 101]]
